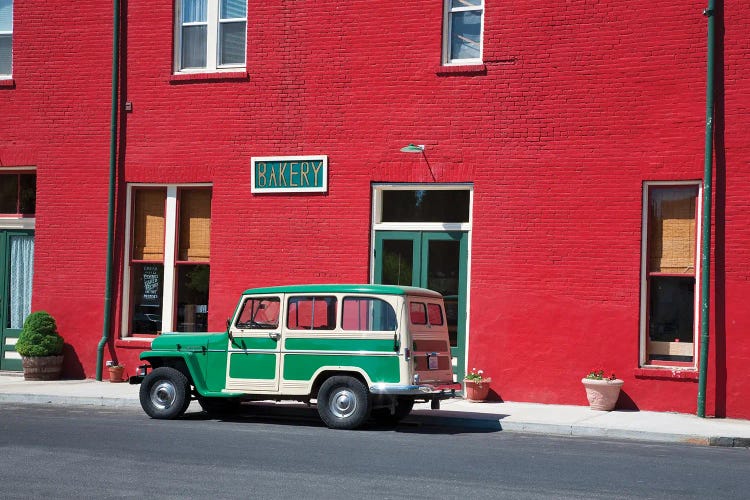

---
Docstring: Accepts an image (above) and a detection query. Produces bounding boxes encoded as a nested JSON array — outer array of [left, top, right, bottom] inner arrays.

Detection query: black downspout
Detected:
[[96, 0, 121, 380]]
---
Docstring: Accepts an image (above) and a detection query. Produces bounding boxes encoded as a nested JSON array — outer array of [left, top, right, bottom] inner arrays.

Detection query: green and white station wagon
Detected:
[[135, 284, 458, 429]]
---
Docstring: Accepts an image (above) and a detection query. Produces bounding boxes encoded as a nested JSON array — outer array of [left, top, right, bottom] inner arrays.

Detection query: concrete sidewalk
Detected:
[[1, 372, 749, 447]]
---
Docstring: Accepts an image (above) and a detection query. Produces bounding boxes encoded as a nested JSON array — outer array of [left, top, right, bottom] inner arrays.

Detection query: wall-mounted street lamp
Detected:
[[399, 144, 435, 181]]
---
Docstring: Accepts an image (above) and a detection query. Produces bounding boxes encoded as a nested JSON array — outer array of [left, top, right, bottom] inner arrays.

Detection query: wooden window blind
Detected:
[[178, 189, 211, 262], [132, 189, 166, 261], [648, 188, 697, 274]]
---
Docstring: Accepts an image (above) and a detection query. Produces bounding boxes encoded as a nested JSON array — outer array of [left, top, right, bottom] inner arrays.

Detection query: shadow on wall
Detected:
[[61, 343, 85, 379]]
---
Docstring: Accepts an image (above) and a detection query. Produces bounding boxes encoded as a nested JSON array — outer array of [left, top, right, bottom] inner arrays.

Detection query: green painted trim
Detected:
[[282, 354, 400, 383], [0, 230, 34, 371], [285, 338, 395, 352], [240, 284, 441, 298], [233, 336, 278, 350], [229, 353, 277, 379]]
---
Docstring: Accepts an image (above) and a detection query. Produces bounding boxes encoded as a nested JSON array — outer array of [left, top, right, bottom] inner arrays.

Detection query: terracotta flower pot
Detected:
[[582, 378, 623, 411], [464, 378, 492, 402], [21, 355, 64, 381], [108, 365, 125, 383]]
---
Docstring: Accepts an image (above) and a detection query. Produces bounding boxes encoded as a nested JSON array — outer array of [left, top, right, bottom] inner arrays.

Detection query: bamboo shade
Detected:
[[132, 190, 166, 261], [179, 189, 211, 262], [648, 189, 696, 274]]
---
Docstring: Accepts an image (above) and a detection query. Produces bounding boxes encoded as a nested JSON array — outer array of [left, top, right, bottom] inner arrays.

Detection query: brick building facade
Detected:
[[1, 1, 749, 417]]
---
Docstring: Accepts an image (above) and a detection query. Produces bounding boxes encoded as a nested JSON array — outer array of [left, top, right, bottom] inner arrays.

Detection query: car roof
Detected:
[[241, 284, 443, 298]]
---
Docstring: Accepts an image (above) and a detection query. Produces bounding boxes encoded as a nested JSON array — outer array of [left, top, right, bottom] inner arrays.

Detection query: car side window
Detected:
[[235, 297, 280, 329], [342, 297, 397, 332], [287, 296, 337, 331]]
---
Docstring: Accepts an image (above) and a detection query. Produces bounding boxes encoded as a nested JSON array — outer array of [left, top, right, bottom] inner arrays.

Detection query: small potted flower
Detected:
[[582, 369, 623, 411], [464, 368, 491, 402], [107, 362, 125, 383]]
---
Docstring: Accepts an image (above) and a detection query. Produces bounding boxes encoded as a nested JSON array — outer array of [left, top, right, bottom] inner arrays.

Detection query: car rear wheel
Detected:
[[317, 376, 371, 430], [139, 367, 191, 419]]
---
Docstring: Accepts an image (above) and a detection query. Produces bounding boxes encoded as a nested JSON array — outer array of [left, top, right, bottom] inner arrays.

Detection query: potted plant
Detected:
[[582, 369, 623, 411], [108, 362, 125, 383], [15, 311, 64, 381], [464, 368, 492, 402]]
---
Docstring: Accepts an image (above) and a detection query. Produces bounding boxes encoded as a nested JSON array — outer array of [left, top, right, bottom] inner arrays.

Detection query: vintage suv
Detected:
[[135, 284, 457, 429]]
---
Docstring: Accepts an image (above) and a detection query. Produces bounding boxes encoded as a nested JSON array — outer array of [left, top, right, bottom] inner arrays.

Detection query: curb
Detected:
[[0, 393, 139, 408]]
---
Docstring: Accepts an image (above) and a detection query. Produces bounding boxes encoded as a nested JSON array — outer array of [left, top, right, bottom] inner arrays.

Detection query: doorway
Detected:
[[374, 231, 468, 381], [0, 230, 34, 371]]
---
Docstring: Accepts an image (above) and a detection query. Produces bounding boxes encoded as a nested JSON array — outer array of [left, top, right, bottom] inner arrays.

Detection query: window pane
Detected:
[[178, 189, 211, 262], [427, 304, 444, 326], [0, 0, 12, 31], [0, 35, 10, 75], [342, 297, 397, 331], [182, 0, 207, 23], [132, 189, 166, 261], [221, 0, 246, 19], [381, 190, 470, 223], [19, 174, 36, 214], [381, 239, 414, 286], [452, 0, 482, 7], [181, 25, 207, 68], [410, 302, 427, 325], [236, 297, 280, 329], [130, 263, 164, 334], [176, 264, 209, 332], [219, 21, 246, 65], [450, 11, 482, 60], [648, 276, 694, 362], [648, 187, 697, 274], [0, 173, 18, 213], [287, 296, 337, 330]]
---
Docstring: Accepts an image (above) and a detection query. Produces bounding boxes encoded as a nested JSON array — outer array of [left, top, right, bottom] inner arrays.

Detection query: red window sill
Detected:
[[634, 367, 699, 381], [435, 64, 487, 76], [169, 71, 248, 84], [0, 79, 16, 88], [115, 338, 154, 349]]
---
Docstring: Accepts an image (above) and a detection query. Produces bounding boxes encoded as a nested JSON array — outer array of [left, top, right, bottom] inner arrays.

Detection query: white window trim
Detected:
[[173, 0, 247, 74], [121, 183, 211, 340], [442, 0, 484, 66], [639, 180, 703, 369], [0, 0, 12, 79]]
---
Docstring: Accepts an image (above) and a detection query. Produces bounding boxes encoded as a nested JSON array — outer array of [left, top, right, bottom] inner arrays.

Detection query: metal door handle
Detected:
[[268, 331, 281, 341]]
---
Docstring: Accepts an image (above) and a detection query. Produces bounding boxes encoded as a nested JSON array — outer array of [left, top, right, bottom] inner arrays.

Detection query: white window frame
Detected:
[[442, 0, 484, 66], [121, 183, 212, 339], [0, 0, 12, 79], [639, 181, 703, 369], [173, 0, 247, 74]]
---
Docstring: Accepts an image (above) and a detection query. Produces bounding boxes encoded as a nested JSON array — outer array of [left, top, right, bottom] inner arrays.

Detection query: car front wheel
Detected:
[[139, 367, 191, 419]]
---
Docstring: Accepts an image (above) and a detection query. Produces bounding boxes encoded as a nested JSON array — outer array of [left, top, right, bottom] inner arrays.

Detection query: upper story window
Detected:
[[175, 0, 247, 73], [0, 173, 35, 216], [443, 0, 484, 65], [0, 0, 12, 78]]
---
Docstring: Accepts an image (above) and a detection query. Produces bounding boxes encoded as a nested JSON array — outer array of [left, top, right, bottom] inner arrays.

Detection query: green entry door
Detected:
[[374, 231, 468, 381], [0, 230, 35, 371]]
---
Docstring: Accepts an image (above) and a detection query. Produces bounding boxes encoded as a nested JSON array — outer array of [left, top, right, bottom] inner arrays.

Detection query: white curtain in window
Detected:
[[182, 0, 206, 23], [9, 235, 33, 329]]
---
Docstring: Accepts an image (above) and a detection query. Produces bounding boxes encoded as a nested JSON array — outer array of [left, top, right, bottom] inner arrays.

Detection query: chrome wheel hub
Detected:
[[150, 381, 176, 410], [329, 388, 357, 418]]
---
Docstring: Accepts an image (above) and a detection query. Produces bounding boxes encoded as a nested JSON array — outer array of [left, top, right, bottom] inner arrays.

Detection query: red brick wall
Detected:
[[2, 1, 749, 418]]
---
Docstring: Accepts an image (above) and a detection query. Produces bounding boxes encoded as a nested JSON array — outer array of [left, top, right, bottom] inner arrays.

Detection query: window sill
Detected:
[[634, 367, 699, 381], [435, 64, 487, 76], [115, 338, 154, 349], [170, 71, 249, 84], [0, 78, 16, 88]]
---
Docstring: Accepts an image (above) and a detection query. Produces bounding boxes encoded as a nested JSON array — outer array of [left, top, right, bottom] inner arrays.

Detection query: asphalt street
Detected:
[[1, 403, 749, 499]]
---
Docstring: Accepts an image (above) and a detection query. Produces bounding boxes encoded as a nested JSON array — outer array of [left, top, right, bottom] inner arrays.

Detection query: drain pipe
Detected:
[[696, 0, 716, 418], [96, 0, 121, 381]]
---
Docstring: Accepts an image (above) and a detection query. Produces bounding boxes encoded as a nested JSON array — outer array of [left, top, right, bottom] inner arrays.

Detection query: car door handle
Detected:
[[268, 331, 281, 341]]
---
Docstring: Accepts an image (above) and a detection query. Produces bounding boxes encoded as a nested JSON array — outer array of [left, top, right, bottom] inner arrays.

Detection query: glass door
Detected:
[[374, 231, 468, 381], [0, 230, 35, 371]]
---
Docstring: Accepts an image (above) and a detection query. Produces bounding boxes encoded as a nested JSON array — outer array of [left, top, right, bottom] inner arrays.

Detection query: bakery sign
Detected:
[[251, 156, 328, 194]]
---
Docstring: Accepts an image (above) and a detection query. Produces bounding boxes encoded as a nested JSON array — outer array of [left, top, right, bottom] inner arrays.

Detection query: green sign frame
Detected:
[[251, 156, 328, 194]]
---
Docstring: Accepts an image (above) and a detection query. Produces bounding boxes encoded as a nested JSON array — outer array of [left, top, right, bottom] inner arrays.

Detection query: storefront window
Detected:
[[127, 186, 211, 335], [0, 173, 35, 215], [381, 190, 470, 223]]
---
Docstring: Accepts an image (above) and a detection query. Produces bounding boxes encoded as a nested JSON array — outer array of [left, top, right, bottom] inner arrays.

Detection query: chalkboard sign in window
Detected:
[[131, 263, 164, 334]]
